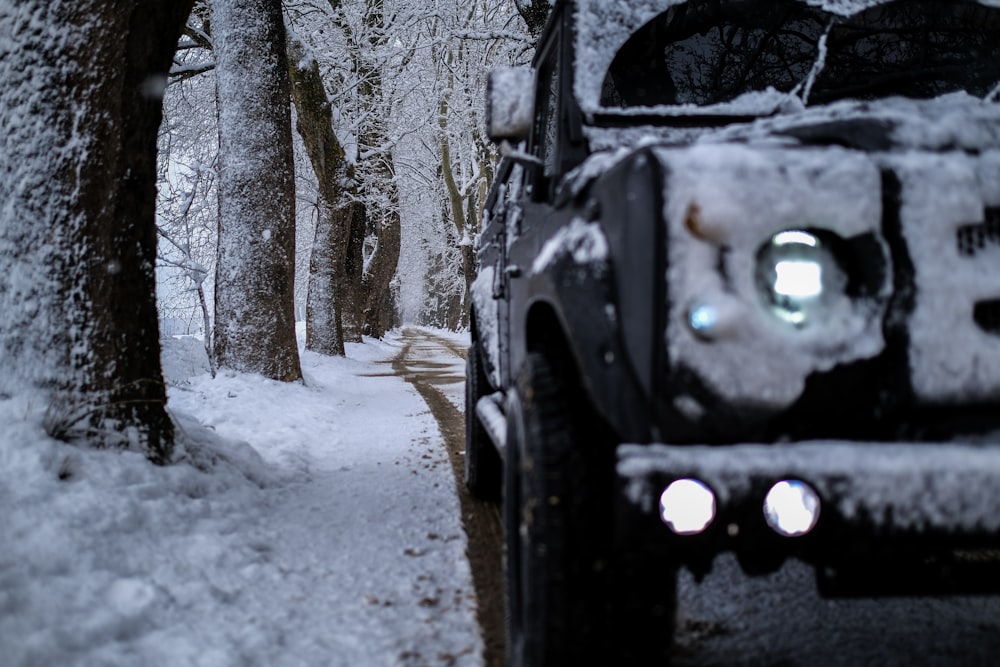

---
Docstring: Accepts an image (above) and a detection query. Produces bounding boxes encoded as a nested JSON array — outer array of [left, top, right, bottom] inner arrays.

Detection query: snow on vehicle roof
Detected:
[[571, 0, 1000, 114]]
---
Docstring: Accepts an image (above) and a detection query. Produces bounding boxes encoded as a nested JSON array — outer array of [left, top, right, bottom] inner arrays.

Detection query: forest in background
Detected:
[[0, 0, 548, 463], [156, 0, 549, 353]]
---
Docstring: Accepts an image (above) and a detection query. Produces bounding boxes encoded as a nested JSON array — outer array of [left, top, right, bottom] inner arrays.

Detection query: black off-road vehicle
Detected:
[[466, 0, 1000, 664]]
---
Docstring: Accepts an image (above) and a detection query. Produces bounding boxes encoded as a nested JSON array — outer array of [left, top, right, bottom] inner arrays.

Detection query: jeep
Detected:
[[466, 1, 1000, 664]]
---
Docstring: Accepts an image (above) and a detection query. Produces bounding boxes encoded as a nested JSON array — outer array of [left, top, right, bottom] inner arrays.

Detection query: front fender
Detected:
[[517, 220, 657, 443]]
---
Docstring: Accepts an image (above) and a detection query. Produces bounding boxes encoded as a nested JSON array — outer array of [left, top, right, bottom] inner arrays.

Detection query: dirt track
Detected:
[[393, 328, 505, 667]]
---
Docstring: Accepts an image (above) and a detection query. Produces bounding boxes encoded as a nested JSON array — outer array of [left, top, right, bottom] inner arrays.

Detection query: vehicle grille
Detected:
[[958, 208, 1000, 337], [956, 207, 1000, 256]]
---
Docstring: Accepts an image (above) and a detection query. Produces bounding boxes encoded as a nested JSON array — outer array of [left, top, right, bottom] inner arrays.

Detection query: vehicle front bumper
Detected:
[[617, 440, 1000, 593]]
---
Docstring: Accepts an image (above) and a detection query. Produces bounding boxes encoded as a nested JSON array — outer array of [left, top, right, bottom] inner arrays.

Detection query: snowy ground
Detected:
[[0, 328, 481, 667]]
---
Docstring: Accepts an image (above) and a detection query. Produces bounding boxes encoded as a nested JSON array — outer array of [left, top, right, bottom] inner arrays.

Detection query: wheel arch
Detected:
[[520, 273, 656, 443]]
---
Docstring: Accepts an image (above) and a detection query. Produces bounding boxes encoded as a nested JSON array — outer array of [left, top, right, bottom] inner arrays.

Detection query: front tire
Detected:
[[504, 351, 678, 666]]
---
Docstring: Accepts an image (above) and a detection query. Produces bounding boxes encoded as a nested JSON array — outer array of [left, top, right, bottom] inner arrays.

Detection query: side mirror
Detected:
[[485, 67, 535, 142]]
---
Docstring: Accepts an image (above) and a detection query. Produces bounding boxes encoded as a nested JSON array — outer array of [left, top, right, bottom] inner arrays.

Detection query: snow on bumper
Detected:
[[618, 440, 1000, 539]]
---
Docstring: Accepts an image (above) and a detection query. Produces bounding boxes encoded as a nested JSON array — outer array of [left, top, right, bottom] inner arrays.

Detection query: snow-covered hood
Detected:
[[584, 93, 1000, 154], [746, 94, 1000, 153]]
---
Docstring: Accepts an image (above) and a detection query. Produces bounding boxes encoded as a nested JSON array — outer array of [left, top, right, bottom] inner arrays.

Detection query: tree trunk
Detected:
[[0, 0, 192, 464], [356, 0, 401, 339], [439, 75, 476, 331], [344, 203, 367, 342], [211, 0, 302, 381], [360, 196, 402, 338], [287, 38, 363, 356]]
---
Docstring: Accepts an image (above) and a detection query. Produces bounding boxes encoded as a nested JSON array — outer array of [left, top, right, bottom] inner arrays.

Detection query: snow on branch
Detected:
[[450, 30, 533, 44], [170, 61, 216, 81]]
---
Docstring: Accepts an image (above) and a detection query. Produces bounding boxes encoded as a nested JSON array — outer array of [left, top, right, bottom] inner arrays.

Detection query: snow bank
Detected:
[[0, 396, 276, 666], [0, 333, 482, 666]]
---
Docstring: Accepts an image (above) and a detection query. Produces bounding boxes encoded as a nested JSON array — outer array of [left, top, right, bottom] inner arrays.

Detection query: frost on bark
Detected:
[[287, 38, 363, 356], [211, 0, 302, 381], [0, 0, 193, 464]]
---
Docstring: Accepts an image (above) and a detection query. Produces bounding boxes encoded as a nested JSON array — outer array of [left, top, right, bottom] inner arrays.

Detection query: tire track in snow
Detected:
[[394, 328, 506, 667]]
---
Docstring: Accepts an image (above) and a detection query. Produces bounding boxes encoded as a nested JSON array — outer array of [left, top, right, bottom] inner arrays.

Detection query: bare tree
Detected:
[[409, 1, 519, 330], [210, 0, 303, 381], [351, 0, 403, 338], [0, 0, 194, 463], [157, 0, 219, 364], [288, 37, 363, 356]]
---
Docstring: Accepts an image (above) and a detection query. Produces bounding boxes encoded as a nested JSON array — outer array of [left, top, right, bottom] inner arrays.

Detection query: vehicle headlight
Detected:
[[754, 230, 848, 328], [659, 478, 717, 535], [763, 480, 821, 537]]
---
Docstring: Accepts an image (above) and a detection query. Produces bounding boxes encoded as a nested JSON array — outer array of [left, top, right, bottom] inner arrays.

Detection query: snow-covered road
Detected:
[[391, 329, 506, 667], [1, 328, 483, 666], [673, 550, 1000, 666]]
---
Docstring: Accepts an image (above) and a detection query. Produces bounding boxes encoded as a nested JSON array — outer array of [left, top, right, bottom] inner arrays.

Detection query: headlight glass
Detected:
[[754, 230, 847, 327], [764, 480, 821, 537], [659, 478, 717, 535]]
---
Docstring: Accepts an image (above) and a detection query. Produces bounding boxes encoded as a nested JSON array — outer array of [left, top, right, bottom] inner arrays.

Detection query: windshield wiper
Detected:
[[790, 20, 833, 106]]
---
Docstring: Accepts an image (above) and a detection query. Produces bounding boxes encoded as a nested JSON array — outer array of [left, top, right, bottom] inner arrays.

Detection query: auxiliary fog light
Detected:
[[763, 480, 821, 537], [659, 479, 716, 535], [754, 230, 847, 328]]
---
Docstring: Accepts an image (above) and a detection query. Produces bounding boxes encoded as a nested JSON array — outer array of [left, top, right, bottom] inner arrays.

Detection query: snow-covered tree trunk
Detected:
[[356, 0, 401, 339], [288, 38, 362, 356], [211, 0, 302, 381], [0, 0, 192, 464]]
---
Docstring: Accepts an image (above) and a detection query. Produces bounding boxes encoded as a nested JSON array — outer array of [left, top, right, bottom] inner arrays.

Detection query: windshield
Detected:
[[599, 0, 1000, 109]]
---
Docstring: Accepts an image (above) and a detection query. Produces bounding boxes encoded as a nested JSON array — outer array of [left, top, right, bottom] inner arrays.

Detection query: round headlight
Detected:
[[763, 480, 821, 537], [659, 478, 717, 535], [754, 230, 847, 328]]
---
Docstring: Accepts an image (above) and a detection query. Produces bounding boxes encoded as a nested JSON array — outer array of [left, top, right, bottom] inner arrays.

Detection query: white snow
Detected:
[[656, 143, 889, 410], [886, 150, 1000, 402], [530, 218, 609, 274], [470, 266, 502, 388], [0, 329, 482, 666], [486, 67, 535, 140]]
